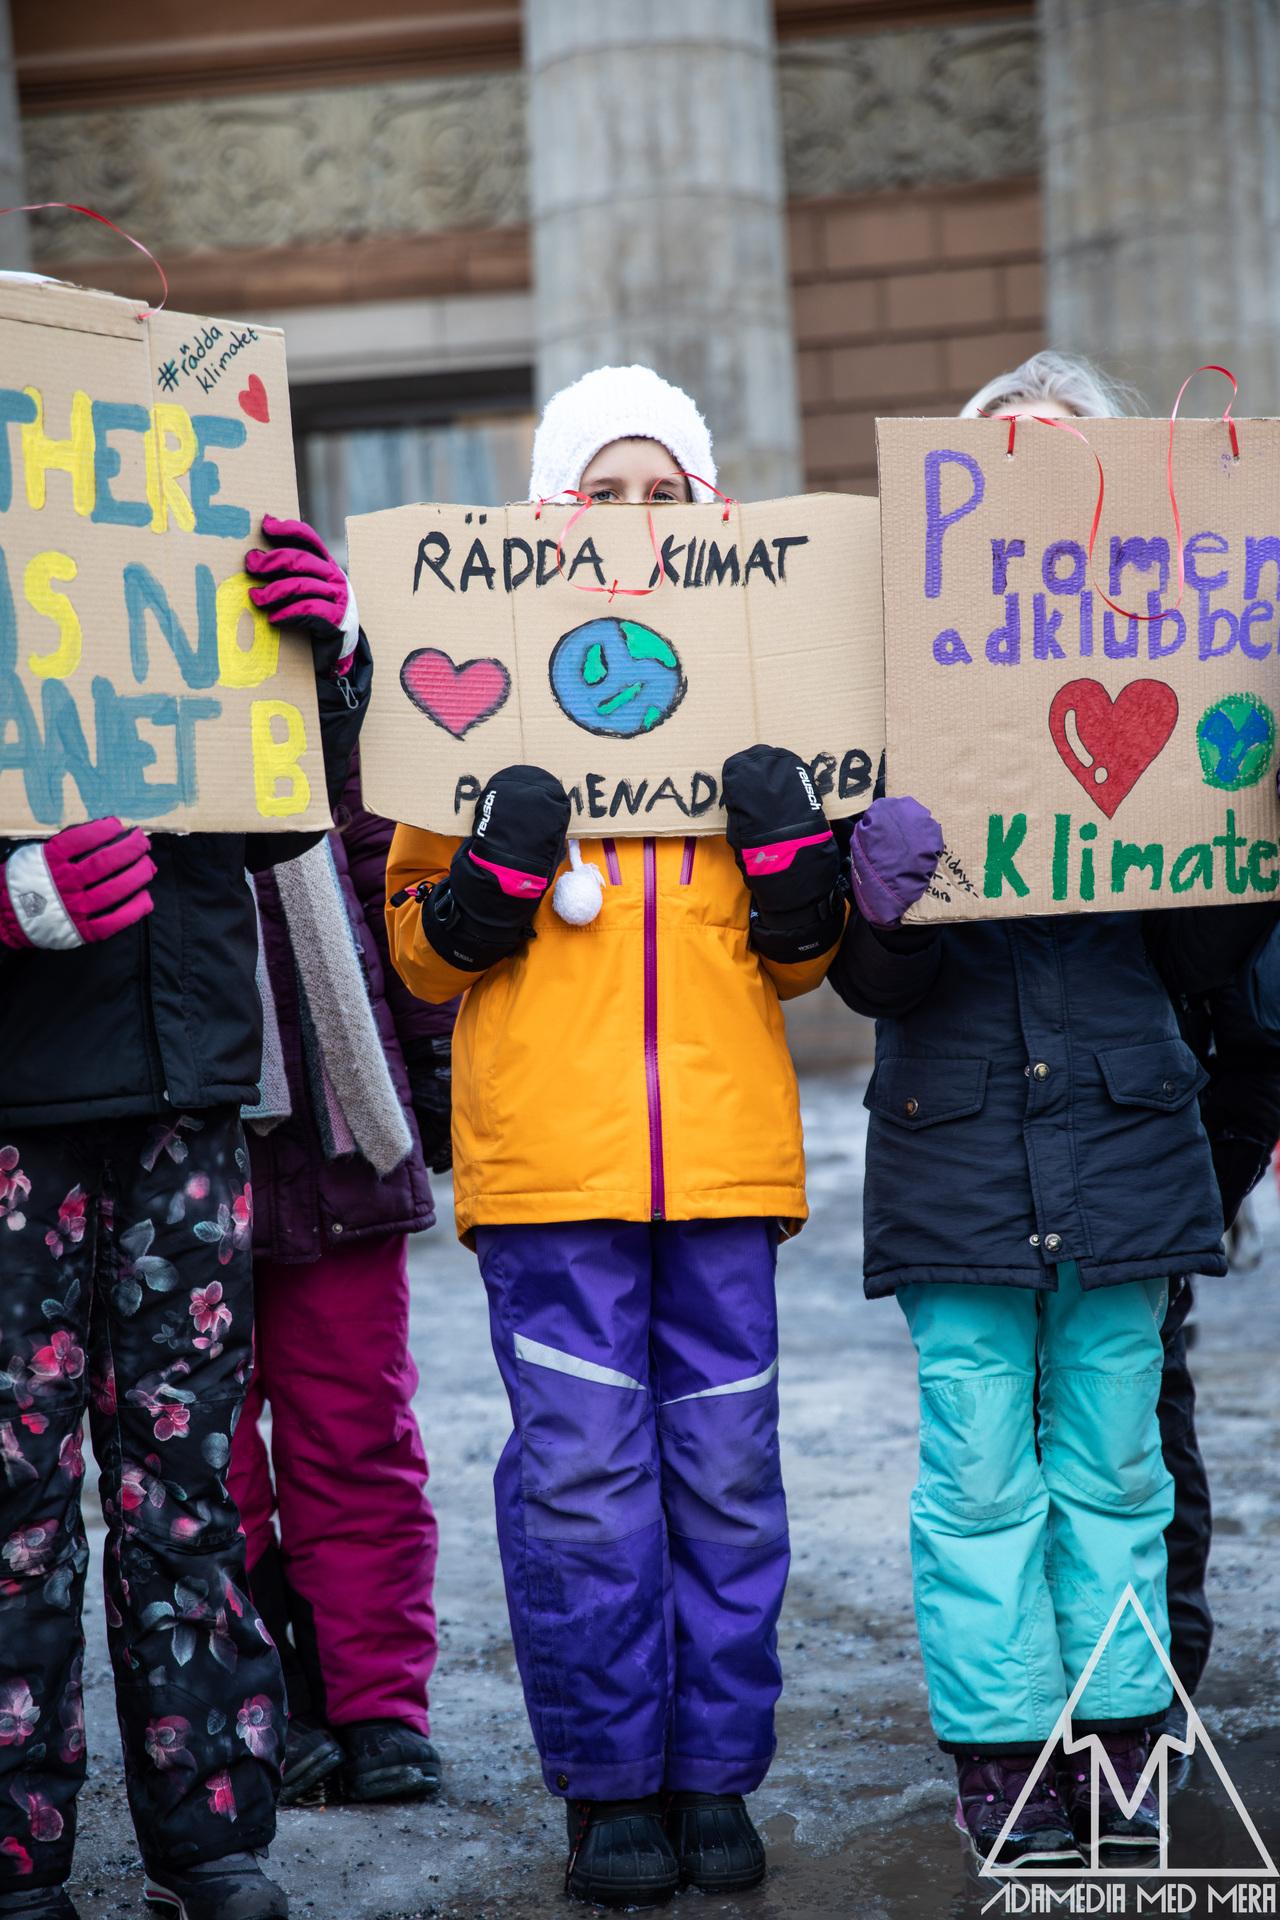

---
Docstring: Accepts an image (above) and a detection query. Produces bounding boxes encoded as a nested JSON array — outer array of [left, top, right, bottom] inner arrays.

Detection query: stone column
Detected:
[[0, 2, 29, 270], [524, 0, 801, 499], [1041, 0, 1280, 414]]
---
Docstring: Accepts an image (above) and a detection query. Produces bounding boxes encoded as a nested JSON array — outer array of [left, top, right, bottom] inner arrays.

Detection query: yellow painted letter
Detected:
[[217, 570, 279, 687], [251, 700, 311, 818], [22, 388, 95, 516], [144, 403, 197, 534], [24, 551, 82, 679]]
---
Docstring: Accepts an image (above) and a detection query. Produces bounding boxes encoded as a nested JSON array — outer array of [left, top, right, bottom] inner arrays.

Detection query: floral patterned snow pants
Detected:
[[0, 1109, 286, 1890]]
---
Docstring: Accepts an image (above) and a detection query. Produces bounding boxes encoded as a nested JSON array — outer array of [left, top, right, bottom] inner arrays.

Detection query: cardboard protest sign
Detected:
[[350, 494, 883, 837], [877, 416, 1280, 921], [0, 278, 329, 835]]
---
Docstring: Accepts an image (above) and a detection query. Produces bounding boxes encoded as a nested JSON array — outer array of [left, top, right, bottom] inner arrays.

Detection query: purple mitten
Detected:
[[0, 818, 155, 951], [245, 515, 359, 675], [849, 796, 943, 927]]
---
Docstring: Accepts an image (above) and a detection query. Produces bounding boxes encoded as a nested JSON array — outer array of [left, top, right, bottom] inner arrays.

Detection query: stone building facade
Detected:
[[7, 0, 1044, 531], [10, 1, 1278, 529]]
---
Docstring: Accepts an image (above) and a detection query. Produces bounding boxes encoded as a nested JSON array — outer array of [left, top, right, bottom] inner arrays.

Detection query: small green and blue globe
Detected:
[[549, 617, 686, 739], [1196, 692, 1276, 792]]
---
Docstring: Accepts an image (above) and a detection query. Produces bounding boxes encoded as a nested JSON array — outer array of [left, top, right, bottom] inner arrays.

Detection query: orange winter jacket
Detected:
[[386, 828, 839, 1242]]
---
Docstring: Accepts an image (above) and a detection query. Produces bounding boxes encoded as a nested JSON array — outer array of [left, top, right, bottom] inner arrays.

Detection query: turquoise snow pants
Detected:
[[898, 1263, 1173, 1750]]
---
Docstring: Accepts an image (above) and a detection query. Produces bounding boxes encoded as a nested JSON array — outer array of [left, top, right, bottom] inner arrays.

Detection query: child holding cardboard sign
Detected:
[[829, 353, 1279, 1872], [388, 365, 847, 1909], [0, 513, 368, 1920]]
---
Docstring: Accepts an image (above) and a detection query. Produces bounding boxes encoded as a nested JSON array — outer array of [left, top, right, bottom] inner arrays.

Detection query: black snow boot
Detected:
[[336, 1719, 441, 1803], [1060, 1732, 1163, 1862], [955, 1754, 1081, 1869], [278, 1717, 344, 1807], [564, 1797, 680, 1908], [665, 1792, 766, 1892], [1157, 1701, 1194, 1795], [144, 1851, 288, 1919], [0, 1891, 81, 1918]]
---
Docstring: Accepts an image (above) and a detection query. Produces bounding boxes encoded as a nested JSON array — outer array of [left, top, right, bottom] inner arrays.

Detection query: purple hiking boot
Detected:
[[955, 1754, 1081, 1869], [1060, 1732, 1163, 1862]]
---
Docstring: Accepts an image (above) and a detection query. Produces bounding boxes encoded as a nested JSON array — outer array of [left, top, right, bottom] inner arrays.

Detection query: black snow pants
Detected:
[[1159, 1278, 1213, 1696]]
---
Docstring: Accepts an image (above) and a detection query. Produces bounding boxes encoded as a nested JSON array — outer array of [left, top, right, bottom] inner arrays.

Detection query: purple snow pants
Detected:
[[476, 1218, 788, 1802]]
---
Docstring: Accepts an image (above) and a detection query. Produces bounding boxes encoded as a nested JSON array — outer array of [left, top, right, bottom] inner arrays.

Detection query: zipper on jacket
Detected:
[[139, 899, 168, 1106], [643, 837, 666, 1220], [603, 838, 622, 886], [679, 836, 696, 885]]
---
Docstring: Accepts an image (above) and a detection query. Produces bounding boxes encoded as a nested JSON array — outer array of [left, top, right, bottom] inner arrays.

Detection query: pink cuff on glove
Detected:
[[0, 871, 30, 950], [468, 851, 549, 899], [740, 829, 834, 877]]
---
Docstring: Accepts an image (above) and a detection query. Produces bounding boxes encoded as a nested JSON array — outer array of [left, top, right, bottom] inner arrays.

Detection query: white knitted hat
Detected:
[[529, 364, 717, 504]]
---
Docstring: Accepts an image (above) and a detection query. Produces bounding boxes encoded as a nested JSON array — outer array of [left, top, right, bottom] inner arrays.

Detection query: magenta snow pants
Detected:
[[476, 1218, 789, 1802], [228, 1233, 438, 1732]]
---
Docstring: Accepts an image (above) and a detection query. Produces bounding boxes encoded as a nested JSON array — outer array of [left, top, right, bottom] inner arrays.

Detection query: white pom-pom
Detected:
[[553, 839, 605, 925]]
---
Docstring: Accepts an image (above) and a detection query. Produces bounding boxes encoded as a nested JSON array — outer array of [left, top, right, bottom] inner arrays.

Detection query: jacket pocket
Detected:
[[463, 964, 516, 1138], [1097, 1037, 1208, 1112], [864, 1056, 990, 1130]]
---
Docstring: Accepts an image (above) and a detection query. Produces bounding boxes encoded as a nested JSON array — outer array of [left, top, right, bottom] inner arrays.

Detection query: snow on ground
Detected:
[[70, 1072, 1280, 1917]]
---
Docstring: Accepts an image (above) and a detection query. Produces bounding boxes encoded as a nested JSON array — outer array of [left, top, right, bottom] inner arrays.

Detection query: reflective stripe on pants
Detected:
[[477, 1217, 788, 1800]]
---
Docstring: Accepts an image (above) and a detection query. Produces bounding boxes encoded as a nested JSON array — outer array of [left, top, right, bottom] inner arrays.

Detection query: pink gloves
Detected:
[[245, 515, 359, 676], [0, 818, 155, 951], [849, 796, 943, 928]]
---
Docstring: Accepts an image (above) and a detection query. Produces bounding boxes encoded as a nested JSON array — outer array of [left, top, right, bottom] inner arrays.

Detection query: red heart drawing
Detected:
[[238, 374, 269, 423], [400, 648, 511, 739], [1048, 678, 1179, 819]]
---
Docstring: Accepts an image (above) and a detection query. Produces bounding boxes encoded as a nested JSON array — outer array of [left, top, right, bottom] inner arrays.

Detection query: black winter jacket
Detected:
[[0, 640, 371, 1127], [1178, 975, 1280, 1228]]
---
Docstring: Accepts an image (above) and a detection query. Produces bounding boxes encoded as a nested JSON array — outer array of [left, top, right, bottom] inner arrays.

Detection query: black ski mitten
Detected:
[[722, 745, 845, 964], [414, 765, 570, 973]]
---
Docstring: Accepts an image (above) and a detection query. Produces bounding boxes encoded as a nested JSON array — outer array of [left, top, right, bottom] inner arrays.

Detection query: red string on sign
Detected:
[[0, 203, 169, 319], [551, 489, 665, 602], [679, 470, 736, 523], [540, 470, 738, 601], [989, 364, 1240, 624]]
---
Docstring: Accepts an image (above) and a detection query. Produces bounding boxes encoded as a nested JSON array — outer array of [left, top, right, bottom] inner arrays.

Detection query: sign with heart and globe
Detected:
[[877, 415, 1280, 920], [350, 494, 884, 838]]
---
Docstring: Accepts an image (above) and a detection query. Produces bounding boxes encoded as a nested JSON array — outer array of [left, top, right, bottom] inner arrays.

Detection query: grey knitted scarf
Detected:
[[246, 840, 412, 1178]]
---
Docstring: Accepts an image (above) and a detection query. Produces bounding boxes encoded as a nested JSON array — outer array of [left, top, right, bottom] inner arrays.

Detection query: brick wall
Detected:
[[790, 177, 1044, 494]]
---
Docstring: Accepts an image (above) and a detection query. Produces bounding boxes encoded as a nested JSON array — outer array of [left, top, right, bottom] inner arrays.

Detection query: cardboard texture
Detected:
[[351, 493, 884, 837], [0, 279, 329, 836], [877, 416, 1280, 922]]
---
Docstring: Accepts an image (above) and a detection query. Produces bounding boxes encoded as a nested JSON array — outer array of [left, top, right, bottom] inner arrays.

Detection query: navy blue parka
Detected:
[[828, 906, 1277, 1298]]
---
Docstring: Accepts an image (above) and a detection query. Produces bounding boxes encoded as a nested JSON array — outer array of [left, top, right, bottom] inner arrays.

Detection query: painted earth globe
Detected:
[[548, 617, 686, 738]]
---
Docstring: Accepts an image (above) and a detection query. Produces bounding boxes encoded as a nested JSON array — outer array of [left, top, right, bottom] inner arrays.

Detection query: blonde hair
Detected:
[[960, 350, 1139, 422]]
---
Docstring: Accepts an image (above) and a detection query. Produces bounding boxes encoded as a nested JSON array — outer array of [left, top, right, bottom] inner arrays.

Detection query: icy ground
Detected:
[[71, 1070, 1280, 1917]]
